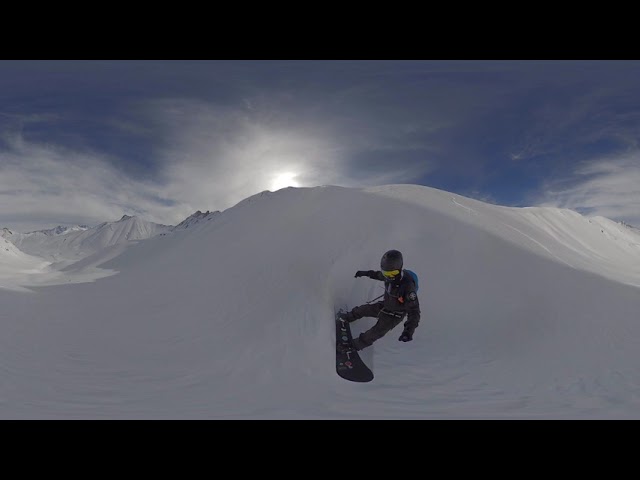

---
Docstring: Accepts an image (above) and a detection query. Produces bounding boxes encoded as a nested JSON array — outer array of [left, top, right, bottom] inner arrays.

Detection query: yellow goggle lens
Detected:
[[382, 269, 400, 278]]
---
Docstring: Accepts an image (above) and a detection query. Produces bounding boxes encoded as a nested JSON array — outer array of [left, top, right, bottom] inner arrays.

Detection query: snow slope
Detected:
[[1, 184, 640, 419], [0, 236, 51, 292], [367, 185, 640, 288]]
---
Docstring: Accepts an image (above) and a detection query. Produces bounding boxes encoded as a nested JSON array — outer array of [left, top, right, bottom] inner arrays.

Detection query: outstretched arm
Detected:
[[354, 270, 385, 281]]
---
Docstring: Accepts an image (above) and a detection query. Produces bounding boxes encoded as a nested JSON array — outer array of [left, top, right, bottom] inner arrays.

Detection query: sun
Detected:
[[270, 172, 300, 191]]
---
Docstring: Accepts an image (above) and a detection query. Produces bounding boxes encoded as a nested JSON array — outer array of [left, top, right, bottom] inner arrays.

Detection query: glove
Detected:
[[354, 271, 366, 278], [398, 329, 413, 342]]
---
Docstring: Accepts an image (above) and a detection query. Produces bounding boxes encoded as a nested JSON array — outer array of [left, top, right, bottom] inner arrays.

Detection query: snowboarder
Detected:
[[338, 250, 420, 352]]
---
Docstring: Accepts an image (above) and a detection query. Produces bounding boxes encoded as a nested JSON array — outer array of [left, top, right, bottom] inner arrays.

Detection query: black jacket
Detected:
[[359, 269, 421, 334]]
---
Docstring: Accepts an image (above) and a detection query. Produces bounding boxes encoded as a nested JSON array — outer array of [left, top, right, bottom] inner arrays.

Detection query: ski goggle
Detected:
[[382, 269, 400, 278]]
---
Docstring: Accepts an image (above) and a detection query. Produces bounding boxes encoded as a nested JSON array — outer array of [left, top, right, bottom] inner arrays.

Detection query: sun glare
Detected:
[[271, 172, 300, 191]]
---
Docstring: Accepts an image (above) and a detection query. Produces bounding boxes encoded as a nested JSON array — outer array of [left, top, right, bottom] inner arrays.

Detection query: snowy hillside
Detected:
[[1, 233, 45, 268], [0, 236, 51, 292], [1, 184, 640, 419], [367, 185, 640, 288]]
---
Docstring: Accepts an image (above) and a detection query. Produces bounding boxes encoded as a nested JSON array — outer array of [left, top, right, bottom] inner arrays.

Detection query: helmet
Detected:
[[380, 249, 403, 272]]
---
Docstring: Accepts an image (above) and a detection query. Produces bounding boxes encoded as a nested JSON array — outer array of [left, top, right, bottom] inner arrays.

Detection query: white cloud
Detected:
[[0, 131, 179, 231], [538, 153, 640, 226], [1, 98, 435, 231], [138, 98, 435, 212], [143, 98, 350, 210]]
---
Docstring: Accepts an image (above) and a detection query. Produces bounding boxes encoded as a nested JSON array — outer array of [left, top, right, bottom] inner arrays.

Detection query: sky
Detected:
[[2, 60, 640, 232], [2, 184, 640, 418]]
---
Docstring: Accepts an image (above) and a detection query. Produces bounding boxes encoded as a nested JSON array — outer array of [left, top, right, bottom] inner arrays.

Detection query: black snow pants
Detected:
[[346, 302, 406, 350]]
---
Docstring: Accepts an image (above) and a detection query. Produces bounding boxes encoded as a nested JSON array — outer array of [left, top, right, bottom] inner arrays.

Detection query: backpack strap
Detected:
[[397, 272, 415, 304]]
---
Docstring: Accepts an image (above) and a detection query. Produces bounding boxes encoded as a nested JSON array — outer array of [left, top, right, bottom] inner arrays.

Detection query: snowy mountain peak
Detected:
[[1, 227, 13, 238], [119, 215, 134, 222]]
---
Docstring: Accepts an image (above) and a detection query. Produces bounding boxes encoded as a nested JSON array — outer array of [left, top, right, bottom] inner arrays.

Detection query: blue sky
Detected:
[[1, 60, 639, 231]]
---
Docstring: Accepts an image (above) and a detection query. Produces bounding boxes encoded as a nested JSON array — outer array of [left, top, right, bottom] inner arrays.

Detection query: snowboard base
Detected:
[[335, 309, 374, 383]]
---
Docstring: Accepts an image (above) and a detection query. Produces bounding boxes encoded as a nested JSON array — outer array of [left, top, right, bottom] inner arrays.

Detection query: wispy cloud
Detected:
[[0, 98, 436, 231], [537, 153, 640, 225], [133, 98, 436, 212], [136, 98, 352, 212], [0, 129, 180, 231]]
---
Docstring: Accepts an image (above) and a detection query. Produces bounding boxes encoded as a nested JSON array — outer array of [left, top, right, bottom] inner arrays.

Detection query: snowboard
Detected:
[[335, 309, 374, 383]]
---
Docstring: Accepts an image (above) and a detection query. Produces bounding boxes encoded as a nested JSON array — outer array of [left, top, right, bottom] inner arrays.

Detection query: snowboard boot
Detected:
[[337, 335, 365, 353], [337, 311, 355, 323], [336, 341, 355, 354], [351, 335, 366, 351]]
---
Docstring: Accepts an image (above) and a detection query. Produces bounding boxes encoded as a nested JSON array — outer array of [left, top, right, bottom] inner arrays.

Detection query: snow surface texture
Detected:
[[1, 185, 640, 419]]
